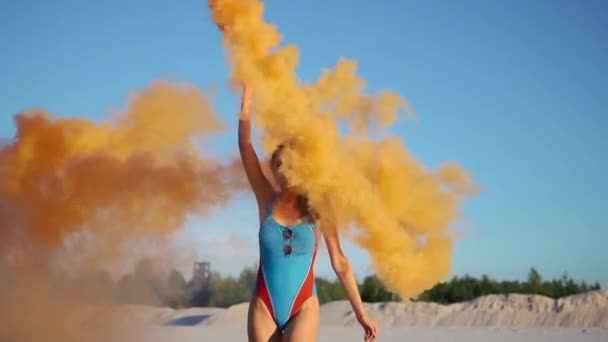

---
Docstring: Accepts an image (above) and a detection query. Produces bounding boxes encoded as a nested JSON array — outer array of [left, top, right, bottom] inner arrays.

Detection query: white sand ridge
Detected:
[[101, 290, 608, 329]]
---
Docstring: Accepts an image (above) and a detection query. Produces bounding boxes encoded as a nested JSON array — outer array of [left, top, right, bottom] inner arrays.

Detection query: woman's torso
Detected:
[[252, 196, 320, 329]]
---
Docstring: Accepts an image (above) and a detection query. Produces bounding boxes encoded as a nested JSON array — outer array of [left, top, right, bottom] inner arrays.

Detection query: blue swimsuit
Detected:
[[254, 197, 319, 331]]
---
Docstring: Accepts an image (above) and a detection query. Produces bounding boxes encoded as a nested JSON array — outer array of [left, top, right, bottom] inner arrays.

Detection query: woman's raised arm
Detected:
[[237, 85, 274, 219]]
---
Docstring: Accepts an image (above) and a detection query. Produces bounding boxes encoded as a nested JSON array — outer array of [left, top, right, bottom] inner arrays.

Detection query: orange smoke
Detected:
[[208, 0, 480, 298], [0, 81, 246, 341], [0, 81, 244, 254]]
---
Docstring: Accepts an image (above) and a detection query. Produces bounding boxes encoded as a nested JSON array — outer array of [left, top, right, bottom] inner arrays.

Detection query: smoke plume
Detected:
[[0, 81, 247, 341], [208, 0, 480, 298]]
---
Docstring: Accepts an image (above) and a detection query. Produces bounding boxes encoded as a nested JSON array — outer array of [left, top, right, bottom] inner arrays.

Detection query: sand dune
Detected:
[[117, 291, 608, 341], [102, 290, 608, 329]]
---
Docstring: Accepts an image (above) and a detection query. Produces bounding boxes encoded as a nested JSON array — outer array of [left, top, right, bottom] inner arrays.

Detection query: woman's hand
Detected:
[[239, 83, 253, 120], [357, 313, 379, 341]]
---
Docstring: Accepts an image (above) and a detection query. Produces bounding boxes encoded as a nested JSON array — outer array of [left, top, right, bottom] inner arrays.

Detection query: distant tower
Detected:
[[189, 261, 212, 306], [192, 261, 211, 285]]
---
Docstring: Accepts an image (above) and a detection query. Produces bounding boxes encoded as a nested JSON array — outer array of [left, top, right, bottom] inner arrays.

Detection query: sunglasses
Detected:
[[283, 228, 293, 256], [272, 155, 282, 168]]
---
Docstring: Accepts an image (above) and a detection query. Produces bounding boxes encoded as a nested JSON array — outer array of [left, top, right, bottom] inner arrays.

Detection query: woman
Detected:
[[238, 85, 379, 342]]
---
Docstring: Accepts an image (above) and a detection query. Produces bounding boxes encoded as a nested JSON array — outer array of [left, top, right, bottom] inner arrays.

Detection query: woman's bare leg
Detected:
[[281, 297, 320, 342], [247, 295, 282, 342]]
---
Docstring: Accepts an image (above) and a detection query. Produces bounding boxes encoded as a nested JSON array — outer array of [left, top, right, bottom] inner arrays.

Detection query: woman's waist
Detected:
[[259, 252, 317, 274], [258, 263, 318, 288], [259, 244, 316, 258]]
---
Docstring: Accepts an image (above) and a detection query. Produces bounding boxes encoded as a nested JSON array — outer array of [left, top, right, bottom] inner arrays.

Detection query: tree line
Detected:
[[104, 261, 601, 308], [415, 268, 601, 304]]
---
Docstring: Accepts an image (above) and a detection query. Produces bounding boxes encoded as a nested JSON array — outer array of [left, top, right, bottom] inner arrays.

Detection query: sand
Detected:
[[5, 290, 607, 341], [133, 289, 608, 329], [140, 326, 607, 342], [114, 290, 608, 341]]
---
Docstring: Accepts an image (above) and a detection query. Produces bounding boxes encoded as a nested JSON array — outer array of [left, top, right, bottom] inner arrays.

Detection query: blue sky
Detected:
[[1, 0, 606, 286]]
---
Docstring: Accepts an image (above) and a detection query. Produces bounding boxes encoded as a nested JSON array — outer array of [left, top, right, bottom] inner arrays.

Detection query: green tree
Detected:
[[316, 278, 347, 304], [526, 267, 542, 293], [479, 274, 496, 295], [208, 276, 251, 307], [416, 268, 601, 304], [238, 264, 257, 291], [360, 275, 394, 302]]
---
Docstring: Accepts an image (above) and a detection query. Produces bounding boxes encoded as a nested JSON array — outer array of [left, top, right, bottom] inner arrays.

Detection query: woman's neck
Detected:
[[279, 187, 299, 201]]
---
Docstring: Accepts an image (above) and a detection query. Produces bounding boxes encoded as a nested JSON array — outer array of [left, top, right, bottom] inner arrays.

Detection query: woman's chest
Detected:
[[259, 219, 317, 255]]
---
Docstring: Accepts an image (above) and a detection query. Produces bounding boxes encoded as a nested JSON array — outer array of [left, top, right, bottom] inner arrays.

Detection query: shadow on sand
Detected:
[[164, 315, 211, 326]]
